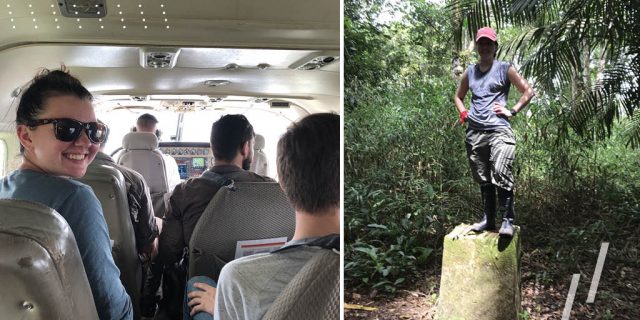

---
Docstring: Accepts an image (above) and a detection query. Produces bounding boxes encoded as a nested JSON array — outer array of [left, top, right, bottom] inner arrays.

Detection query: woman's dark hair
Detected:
[[16, 67, 92, 125]]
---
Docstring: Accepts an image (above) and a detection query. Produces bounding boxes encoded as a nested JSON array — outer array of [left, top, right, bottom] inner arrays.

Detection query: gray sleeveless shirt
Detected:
[[466, 60, 512, 130]]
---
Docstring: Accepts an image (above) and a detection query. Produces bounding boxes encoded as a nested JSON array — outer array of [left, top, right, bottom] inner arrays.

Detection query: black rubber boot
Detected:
[[471, 185, 496, 232], [497, 188, 515, 237]]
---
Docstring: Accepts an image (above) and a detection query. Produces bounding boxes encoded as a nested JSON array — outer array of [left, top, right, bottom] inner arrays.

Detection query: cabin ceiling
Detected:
[[0, 0, 340, 130]]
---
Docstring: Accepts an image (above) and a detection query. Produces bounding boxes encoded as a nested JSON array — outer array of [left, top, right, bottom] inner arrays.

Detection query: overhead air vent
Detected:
[[58, 0, 107, 18], [289, 52, 340, 70], [270, 101, 290, 108], [254, 98, 270, 103], [140, 48, 181, 69]]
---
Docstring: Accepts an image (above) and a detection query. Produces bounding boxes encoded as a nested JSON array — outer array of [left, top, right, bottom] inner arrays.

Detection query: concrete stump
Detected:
[[436, 224, 521, 320]]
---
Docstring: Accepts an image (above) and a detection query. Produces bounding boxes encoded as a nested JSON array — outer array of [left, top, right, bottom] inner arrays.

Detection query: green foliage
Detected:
[[345, 0, 640, 296], [448, 0, 640, 146]]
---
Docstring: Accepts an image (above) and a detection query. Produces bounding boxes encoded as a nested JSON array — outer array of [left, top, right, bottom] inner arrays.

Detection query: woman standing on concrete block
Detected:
[[453, 27, 535, 236]]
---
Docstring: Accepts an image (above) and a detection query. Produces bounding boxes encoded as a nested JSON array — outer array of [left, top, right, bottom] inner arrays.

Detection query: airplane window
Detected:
[[0, 139, 6, 176]]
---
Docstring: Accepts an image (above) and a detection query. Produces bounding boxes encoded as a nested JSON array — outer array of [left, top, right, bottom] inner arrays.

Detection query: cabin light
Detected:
[[138, 4, 142, 8], [166, 25, 170, 29], [257, 63, 270, 70], [204, 80, 231, 87], [144, 25, 148, 29], [10, 18, 13, 22]]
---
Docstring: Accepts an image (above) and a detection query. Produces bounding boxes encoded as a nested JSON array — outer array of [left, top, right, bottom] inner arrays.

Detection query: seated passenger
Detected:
[[157, 114, 273, 319], [94, 120, 160, 261], [134, 113, 181, 191], [0, 68, 133, 320], [184, 113, 340, 319], [94, 120, 163, 317]]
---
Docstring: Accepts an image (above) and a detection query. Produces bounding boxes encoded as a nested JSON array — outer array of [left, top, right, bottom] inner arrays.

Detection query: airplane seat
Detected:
[[77, 164, 142, 319], [0, 199, 98, 319], [118, 132, 169, 218], [188, 182, 295, 280], [250, 134, 269, 176], [262, 249, 340, 320]]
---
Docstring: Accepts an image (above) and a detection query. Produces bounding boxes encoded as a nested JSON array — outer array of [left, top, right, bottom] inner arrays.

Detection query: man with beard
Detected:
[[157, 114, 273, 318]]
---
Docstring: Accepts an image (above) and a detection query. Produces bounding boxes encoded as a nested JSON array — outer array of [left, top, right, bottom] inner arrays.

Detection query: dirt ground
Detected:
[[345, 244, 639, 320]]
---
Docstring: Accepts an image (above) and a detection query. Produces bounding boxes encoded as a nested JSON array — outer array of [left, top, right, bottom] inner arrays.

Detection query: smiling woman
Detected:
[[0, 68, 133, 319]]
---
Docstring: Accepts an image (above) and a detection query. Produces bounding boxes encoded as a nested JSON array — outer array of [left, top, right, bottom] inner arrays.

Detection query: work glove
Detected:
[[460, 110, 469, 124]]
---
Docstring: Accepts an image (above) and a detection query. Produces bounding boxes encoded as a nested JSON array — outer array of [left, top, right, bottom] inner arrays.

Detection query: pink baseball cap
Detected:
[[476, 27, 497, 42]]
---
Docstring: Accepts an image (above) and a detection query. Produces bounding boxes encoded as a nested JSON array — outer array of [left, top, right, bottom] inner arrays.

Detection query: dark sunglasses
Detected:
[[26, 118, 107, 144]]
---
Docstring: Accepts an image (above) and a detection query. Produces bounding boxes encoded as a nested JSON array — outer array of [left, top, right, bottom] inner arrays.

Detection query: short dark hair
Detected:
[[277, 113, 339, 213], [16, 67, 92, 126], [136, 113, 158, 128], [16, 68, 92, 153], [210, 114, 254, 161]]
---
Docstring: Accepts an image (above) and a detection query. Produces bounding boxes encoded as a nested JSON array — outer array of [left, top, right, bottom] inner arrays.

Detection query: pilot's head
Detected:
[[136, 113, 159, 135], [210, 114, 255, 170], [277, 113, 339, 214]]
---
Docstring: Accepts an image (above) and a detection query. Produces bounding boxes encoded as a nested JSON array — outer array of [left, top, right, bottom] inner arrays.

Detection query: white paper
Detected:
[[234, 237, 288, 259]]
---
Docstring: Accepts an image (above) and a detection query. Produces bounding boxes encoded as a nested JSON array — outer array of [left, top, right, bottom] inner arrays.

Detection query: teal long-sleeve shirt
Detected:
[[1, 169, 133, 320]]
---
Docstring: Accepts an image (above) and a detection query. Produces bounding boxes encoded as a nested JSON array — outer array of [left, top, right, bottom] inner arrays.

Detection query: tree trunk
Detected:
[[436, 224, 521, 320]]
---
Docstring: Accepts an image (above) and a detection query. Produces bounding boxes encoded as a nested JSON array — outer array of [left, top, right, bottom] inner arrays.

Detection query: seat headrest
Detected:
[[254, 134, 265, 150], [122, 132, 159, 150]]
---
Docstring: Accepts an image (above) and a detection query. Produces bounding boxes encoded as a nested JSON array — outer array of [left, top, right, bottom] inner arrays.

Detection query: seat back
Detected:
[[0, 199, 98, 319], [188, 182, 295, 280], [78, 164, 141, 318], [250, 134, 269, 176], [118, 132, 168, 217], [262, 249, 340, 320]]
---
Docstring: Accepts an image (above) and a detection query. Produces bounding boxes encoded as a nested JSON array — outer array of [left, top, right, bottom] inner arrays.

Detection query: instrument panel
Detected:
[[159, 142, 213, 180]]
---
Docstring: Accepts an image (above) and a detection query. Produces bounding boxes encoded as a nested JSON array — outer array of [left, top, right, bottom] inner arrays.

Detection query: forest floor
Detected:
[[345, 214, 639, 320]]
